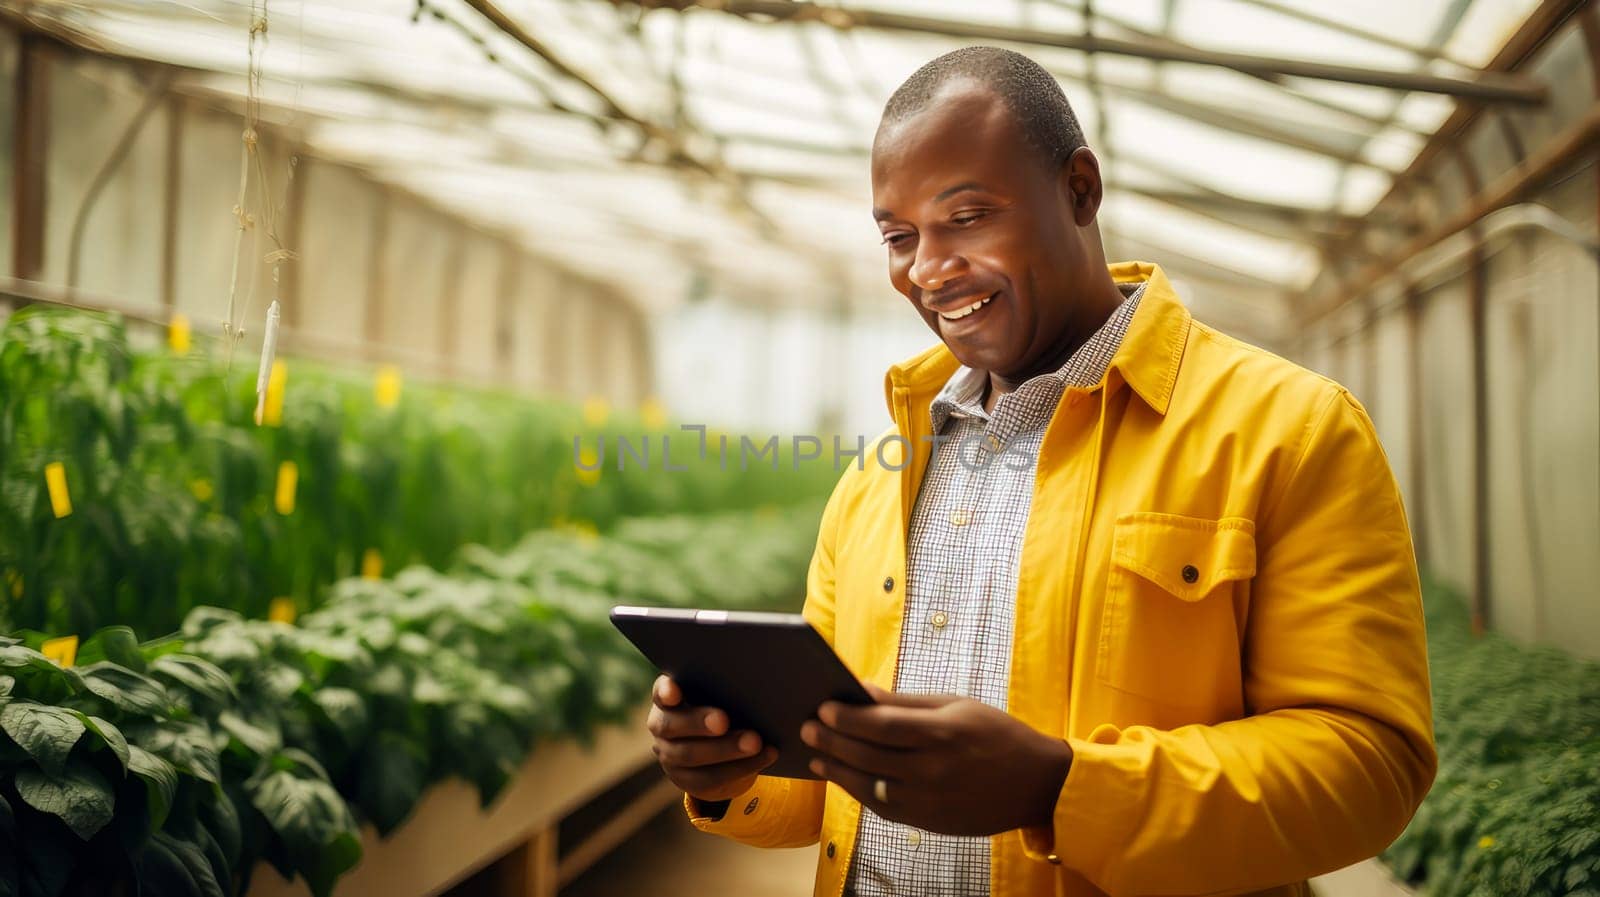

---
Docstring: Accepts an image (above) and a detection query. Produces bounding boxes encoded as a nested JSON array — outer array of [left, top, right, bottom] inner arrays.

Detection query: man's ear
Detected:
[[1060, 146, 1104, 226]]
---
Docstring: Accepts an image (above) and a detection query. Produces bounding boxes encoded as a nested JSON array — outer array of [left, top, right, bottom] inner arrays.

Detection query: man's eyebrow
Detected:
[[934, 181, 990, 202], [874, 182, 992, 222]]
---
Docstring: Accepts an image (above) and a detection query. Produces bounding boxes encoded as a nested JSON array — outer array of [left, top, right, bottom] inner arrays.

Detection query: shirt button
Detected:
[[907, 829, 922, 849], [1182, 565, 1199, 584], [930, 611, 949, 630], [882, 576, 895, 592], [984, 433, 1003, 453], [826, 840, 836, 859], [949, 508, 972, 527], [743, 797, 759, 815]]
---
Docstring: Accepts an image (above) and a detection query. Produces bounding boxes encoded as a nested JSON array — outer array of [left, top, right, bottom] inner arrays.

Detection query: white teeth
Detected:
[[939, 295, 993, 321]]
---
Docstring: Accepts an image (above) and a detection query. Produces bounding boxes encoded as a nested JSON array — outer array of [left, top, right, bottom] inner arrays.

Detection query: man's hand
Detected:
[[648, 675, 778, 802], [801, 684, 1072, 836]]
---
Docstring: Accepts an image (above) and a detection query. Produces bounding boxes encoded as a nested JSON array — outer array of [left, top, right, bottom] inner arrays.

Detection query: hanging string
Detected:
[[222, 0, 297, 371]]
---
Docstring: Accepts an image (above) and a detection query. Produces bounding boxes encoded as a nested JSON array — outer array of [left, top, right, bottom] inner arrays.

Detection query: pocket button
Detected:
[[1181, 564, 1199, 584]]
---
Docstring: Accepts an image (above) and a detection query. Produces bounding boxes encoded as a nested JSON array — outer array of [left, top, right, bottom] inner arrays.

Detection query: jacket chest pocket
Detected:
[[1097, 513, 1256, 710]]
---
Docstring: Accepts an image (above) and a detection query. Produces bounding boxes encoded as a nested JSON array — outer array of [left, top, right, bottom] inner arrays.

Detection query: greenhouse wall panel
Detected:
[[451, 236, 507, 383], [296, 158, 379, 350], [377, 197, 454, 364], [1482, 167, 1600, 658], [514, 259, 563, 393], [172, 109, 253, 323], [1372, 305, 1415, 522], [0, 25, 15, 280], [1416, 278, 1476, 598], [41, 54, 166, 312]]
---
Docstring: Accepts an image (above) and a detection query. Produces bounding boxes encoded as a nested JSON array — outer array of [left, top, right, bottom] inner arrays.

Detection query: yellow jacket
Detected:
[[687, 262, 1436, 897]]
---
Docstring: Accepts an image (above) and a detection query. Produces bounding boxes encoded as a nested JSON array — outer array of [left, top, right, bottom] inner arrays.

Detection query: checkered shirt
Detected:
[[843, 281, 1147, 897]]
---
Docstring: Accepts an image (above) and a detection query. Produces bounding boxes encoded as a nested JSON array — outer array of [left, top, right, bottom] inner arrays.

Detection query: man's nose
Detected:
[[908, 240, 966, 292]]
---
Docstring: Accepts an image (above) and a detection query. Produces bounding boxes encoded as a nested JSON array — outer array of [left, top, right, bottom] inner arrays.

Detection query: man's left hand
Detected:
[[801, 683, 1073, 836]]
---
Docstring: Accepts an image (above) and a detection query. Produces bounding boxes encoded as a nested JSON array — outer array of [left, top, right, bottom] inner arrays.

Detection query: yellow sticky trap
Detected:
[[274, 461, 297, 515], [44, 462, 72, 518], [169, 314, 192, 356], [582, 396, 610, 428], [42, 635, 78, 669], [374, 365, 403, 409], [640, 398, 668, 430], [268, 597, 297, 625], [262, 360, 287, 427], [361, 549, 383, 581], [575, 446, 601, 486]]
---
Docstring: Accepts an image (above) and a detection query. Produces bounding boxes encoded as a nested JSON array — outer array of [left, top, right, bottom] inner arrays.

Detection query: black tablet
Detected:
[[610, 606, 875, 780]]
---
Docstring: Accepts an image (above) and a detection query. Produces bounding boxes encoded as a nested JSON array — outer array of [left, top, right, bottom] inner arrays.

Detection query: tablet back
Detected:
[[611, 606, 874, 780]]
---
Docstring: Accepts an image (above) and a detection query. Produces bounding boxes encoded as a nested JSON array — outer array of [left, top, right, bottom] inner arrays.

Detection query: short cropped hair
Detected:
[[878, 46, 1087, 168]]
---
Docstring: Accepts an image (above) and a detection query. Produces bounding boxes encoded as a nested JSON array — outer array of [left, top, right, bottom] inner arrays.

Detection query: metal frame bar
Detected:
[[623, 0, 1549, 103]]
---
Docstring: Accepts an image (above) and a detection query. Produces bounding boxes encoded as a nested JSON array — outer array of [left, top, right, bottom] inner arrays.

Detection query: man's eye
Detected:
[[952, 212, 987, 226], [881, 233, 912, 247]]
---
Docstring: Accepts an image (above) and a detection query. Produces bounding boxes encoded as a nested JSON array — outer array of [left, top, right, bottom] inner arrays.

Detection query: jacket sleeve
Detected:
[[683, 468, 852, 847], [1021, 388, 1438, 896]]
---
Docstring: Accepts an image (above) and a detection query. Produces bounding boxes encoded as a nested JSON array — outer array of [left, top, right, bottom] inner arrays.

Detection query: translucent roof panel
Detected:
[[17, 0, 1545, 341]]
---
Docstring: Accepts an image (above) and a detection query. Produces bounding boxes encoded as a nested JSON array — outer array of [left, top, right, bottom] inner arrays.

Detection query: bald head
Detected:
[[877, 46, 1086, 171]]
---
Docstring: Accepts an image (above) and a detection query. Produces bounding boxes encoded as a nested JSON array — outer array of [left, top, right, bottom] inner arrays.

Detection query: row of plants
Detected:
[[0, 308, 835, 636], [1384, 584, 1600, 897], [1, 504, 821, 897]]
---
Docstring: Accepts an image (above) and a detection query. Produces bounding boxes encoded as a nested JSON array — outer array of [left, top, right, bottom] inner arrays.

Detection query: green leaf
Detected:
[[74, 713, 131, 773], [78, 663, 170, 718], [127, 744, 179, 831], [218, 710, 281, 758], [154, 831, 225, 897], [308, 688, 367, 748], [15, 764, 116, 840], [0, 702, 86, 775], [355, 732, 426, 835], [136, 831, 201, 897], [0, 793, 16, 897], [248, 769, 362, 897], [149, 655, 237, 707], [77, 626, 147, 673]]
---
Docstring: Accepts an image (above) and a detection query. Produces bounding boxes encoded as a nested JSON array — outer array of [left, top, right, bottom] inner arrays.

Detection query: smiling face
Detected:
[[871, 79, 1109, 382]]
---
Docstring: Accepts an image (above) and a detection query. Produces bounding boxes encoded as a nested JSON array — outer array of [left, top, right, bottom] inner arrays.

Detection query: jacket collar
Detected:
[[883, 260, 1191, 419]]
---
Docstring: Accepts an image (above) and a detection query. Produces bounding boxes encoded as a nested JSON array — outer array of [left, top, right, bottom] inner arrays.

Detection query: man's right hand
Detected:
[[648, 674, 778, 802]]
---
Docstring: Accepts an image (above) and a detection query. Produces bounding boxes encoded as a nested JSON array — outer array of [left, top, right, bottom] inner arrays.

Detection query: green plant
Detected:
[[1384, 585, 1600, 897], [0, 307, 833, 637], [0, 502, 821, 897]]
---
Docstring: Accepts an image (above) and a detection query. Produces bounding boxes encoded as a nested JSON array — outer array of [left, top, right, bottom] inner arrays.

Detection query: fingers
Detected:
[[655, 730, 766, 769], [809, 754, 893, 816], [653, 675, 681, 707], [675, 747, 780, 801], [816, 702, 941, 748], [647, 697, 730, 739], [800, 720, 908, 778]]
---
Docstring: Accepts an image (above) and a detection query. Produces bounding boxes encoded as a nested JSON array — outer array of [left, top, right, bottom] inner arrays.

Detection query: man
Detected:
[[647, 46, 1435, 897]]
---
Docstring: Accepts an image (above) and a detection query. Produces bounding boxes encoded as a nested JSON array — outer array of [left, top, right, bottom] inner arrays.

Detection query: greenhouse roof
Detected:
[[11, 0, 1545, 343]]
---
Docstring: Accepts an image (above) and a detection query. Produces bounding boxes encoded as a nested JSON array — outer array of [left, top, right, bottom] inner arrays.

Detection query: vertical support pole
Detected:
[[1405, 286, 1429, 573], [1452, 146, 1491, 636], [1467, 243, 1490, 637], [159, 96, 184, 313], [1361, 295, 1379, 420], [363, 188, 391, 361], [494, 243, 520, 384], [279, 148, 307, 330], [12, 33, 49, 282]]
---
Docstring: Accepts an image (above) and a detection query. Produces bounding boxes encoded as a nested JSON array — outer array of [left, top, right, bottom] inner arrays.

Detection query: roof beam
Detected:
[[618, 0, 1549, 104]]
